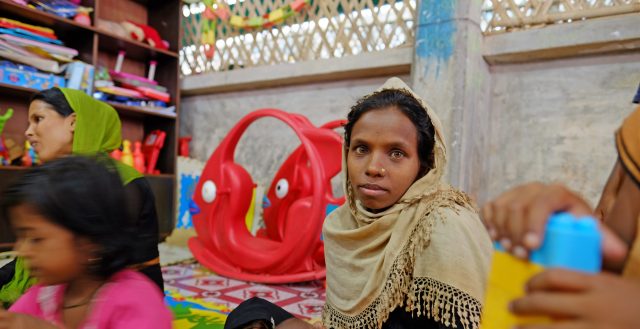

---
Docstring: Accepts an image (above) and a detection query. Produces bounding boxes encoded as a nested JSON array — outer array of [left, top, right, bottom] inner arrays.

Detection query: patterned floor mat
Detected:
[[163, 263, 325, 328]]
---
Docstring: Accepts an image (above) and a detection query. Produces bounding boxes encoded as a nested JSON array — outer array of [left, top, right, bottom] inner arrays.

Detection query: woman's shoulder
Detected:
[[126, 176, 152, 191]]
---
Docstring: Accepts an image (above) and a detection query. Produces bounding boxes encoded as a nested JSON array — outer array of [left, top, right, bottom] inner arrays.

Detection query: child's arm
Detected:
[[0, 306, 60, 329], [509, 268, 640, 329]]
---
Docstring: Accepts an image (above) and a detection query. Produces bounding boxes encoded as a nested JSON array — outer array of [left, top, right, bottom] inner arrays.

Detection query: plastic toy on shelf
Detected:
[[142, 130, 166, 174], [179, 136, 191, 157], [120, 139, 133, 167], [133, 140, 145, 173], [0, 108, 13, 165], [97, 51, 171, 107], [188, 109, 344, 283], [21, 140, 38, 166]]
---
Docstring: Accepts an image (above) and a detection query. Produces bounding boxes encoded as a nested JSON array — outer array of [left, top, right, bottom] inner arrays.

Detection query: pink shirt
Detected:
[[9, 269, 172, 329]]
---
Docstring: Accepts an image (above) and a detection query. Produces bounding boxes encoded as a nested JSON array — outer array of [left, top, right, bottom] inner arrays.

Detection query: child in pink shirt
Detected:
[[0, 156, 172, 328]]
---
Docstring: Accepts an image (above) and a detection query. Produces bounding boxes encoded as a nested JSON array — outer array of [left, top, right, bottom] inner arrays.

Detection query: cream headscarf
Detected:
[[322, 78, 492, 329]]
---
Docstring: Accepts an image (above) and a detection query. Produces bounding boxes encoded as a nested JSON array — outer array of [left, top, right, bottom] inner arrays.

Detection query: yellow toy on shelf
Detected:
[[121, 139, 134, 167]]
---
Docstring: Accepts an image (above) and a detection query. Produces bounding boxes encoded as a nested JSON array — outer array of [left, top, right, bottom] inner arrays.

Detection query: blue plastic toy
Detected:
[[529, 212, 602, 272], [483, 212, 602, 327]]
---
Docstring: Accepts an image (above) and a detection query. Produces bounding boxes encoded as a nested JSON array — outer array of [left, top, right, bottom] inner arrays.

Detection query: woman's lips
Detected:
[[358, 184, 388, 196]]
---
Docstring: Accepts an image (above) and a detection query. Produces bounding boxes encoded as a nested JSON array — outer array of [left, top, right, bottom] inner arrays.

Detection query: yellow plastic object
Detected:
[[481, 250, 551, 328], [244, 186, 256, 232], [121, 139, 134, 167]]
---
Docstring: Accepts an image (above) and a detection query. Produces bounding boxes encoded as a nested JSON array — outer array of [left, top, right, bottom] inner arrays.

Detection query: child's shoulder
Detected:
[[103, 269, 161, 296], [93, 270, 172, 327], [97, 269, 170, 312]]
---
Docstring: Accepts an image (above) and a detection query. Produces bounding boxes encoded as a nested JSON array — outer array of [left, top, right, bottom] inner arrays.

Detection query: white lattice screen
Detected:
[[482, 0, 640, 33], [180, 0, 417, 75], [180, 0, 639, 76]]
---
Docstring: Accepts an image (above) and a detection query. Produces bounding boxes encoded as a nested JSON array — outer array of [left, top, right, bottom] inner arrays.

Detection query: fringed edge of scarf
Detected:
[[322, 188, 482, 329]]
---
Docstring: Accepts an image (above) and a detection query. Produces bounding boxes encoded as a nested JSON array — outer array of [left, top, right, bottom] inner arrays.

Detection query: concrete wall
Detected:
[[180, 75, 410, 192], [409, 2, 640, 206], [486, 53, 640, 204], [179, 4, 640, 208], [411, 0, 491, 203]]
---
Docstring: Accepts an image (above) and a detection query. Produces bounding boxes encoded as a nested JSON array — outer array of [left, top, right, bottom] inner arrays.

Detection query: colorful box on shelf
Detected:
[[31, 0, 79, 19], [0, 61, 65, 90], [65, 61, 94, 95]]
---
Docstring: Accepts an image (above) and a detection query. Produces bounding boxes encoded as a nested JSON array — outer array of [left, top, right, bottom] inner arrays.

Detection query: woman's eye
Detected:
[[390, 150, 404, 160], [353, 145, 367, 154]]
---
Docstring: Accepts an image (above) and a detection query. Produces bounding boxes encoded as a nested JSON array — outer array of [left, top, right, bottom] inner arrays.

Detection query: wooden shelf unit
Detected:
[[0, 0, 181, 242]]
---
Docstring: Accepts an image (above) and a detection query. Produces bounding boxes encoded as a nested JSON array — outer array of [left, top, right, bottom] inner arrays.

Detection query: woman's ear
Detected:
[[67, 113, 77, 133]]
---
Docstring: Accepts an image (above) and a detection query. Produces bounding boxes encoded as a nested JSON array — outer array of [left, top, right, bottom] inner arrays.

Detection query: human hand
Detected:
[[510, 268, 640, 329], [481, 182, 627, 263]]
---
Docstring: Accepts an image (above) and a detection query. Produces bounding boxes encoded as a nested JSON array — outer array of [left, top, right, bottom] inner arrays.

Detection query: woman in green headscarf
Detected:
[[0, 88, 163, 306]]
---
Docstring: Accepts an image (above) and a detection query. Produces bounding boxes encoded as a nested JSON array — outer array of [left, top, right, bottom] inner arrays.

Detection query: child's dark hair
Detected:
[[1, 156, 133, 278], [344, 88, 436, 176], [30, 88, 74, 117]]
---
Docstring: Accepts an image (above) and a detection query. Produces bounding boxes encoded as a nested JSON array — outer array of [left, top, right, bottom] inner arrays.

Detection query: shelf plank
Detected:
[[96, 30, 178, 61], [0, 82, 37, 98], [0, 83, 174, 119], [145, 173, 175, 179], [0, 0, 98, 34], [0, 166, 176, 177], [0, 165, 29, 171], [108, 102, 176, 119]]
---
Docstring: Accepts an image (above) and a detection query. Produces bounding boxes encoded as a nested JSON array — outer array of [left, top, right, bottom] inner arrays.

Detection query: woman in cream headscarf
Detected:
[[322, 78, 493, 329], [482, 84, 640, 328], [0, 88, 162, 306]]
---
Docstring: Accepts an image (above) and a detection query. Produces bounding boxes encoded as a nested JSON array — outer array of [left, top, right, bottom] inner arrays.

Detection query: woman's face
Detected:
[[347, 106, 421, 212], [25, 100, 75, 163]]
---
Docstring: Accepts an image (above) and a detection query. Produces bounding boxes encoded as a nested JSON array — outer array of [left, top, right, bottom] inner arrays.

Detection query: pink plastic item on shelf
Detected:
[[142, 130, 166, 174], [133, 141, 145, 173]]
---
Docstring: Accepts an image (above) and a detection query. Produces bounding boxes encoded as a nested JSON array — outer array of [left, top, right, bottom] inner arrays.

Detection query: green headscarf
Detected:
[[58, 88, 142, 185], [0, 257, 35, 308]]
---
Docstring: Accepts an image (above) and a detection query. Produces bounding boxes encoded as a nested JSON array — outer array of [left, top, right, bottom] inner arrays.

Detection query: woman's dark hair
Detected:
[[30, 88, 74, 117], [344, 88, 436, 176], [1, 156, 133, 278]]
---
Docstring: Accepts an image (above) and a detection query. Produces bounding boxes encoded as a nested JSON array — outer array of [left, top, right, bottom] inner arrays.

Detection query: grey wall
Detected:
[[180, 75, 410, 191], [485, 53, 640, 205], [179, 6, 640, 210]]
